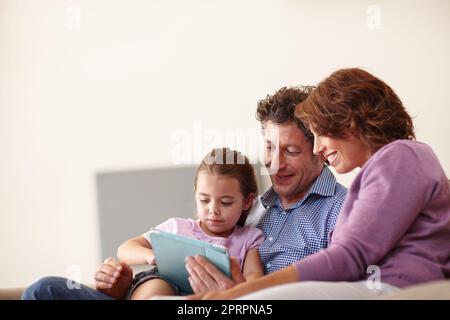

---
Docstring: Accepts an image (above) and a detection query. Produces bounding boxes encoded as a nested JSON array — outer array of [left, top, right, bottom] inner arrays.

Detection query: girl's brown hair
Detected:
[[194, 148, 258, 227], [296, 68, 415, 152]]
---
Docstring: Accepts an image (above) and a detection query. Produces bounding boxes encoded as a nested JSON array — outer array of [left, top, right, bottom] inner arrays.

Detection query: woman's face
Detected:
[[310, 129, 372, 174]]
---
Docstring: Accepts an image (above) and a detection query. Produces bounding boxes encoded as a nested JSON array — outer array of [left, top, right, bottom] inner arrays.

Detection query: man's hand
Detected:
[[94, 257, 133, 300], [185, 255, 245, 293]]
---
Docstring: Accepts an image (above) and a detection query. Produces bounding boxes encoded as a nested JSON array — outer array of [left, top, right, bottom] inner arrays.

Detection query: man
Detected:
[[22, 87, 346, 299]]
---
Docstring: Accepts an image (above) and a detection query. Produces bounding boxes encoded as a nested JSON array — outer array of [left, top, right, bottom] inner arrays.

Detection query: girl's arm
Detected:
[[242, 248, 264, 281], [117, 235, 155, 265]]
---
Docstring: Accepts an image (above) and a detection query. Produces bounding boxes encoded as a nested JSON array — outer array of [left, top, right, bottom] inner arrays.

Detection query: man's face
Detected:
[[263, 121, 324, 207]]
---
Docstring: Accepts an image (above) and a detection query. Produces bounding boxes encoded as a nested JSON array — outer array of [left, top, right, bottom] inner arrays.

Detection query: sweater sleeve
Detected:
[[295, 142, 436, 282]]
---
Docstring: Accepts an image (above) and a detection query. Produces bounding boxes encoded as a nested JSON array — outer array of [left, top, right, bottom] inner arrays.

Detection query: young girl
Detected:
[[116, 148, 265, 299]]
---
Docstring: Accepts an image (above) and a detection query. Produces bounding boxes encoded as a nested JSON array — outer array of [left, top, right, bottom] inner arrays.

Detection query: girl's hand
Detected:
[[94, 257, 134, 300], [146, 254, 156, 266]]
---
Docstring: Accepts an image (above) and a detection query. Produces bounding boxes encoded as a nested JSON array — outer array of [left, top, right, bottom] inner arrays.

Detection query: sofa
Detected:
[[3, 180, 449, 300], [2, 279, 450, 300]]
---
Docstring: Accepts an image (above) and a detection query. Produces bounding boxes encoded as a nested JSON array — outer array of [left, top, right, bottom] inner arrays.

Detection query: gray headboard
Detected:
[[96, 166, 197, 260]]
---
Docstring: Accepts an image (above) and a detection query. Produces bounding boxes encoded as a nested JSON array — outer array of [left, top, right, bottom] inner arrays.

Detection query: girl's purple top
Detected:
[[294, 140, 450, 288]]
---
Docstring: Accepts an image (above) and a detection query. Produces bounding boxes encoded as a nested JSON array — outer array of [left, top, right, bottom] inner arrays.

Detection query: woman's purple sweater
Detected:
[[295, 140, 450, 288]]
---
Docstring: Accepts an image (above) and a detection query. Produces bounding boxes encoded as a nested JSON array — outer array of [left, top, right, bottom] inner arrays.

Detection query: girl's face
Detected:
[[195, 171, 253, 237], [311, 129, 372, 174]]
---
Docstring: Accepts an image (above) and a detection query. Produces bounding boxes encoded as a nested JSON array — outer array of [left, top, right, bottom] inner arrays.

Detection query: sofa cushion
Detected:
[[382, 280, 450, 300]]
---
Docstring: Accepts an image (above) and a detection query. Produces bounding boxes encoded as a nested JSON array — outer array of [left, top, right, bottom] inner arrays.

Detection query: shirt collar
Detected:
[[308, 165, 337, 197], [260, 165, 337, 210]]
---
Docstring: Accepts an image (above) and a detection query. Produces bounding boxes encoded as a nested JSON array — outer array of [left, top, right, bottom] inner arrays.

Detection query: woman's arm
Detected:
[[242, 248, 264, 281], [192, 264, 298, 300], [292, 142, 438, 283], [117, 235, 155, 265]]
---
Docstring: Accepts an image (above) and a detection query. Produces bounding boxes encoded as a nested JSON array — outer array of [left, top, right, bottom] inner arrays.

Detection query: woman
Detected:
[[195, 68, 450, 299]]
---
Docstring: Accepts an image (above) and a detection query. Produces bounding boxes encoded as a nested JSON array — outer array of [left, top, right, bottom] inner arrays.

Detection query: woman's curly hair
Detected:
[[295, 68, 415, 151]]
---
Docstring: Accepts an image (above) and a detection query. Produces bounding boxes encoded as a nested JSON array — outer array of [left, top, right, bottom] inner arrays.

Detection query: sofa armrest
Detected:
[[0, 288, 25, 300]]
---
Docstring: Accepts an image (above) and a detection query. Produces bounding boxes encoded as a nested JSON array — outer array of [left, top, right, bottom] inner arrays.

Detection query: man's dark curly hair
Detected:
[[256, 86, 315, 146]]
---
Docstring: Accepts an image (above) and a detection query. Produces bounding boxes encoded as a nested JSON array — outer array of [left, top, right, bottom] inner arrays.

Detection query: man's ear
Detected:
[[243, 193, 255, 211]]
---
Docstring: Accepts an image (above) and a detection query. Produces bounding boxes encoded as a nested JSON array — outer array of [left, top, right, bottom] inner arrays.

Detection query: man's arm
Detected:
[[185, 255, 245, 293]]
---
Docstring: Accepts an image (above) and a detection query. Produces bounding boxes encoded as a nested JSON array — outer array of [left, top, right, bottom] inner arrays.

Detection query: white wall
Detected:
[[1, 0, 449, 288]]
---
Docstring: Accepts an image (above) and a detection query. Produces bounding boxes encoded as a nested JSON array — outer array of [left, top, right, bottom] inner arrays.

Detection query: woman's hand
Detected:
[[185, 255, 244, 293], [188, 265, 299, 300]]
